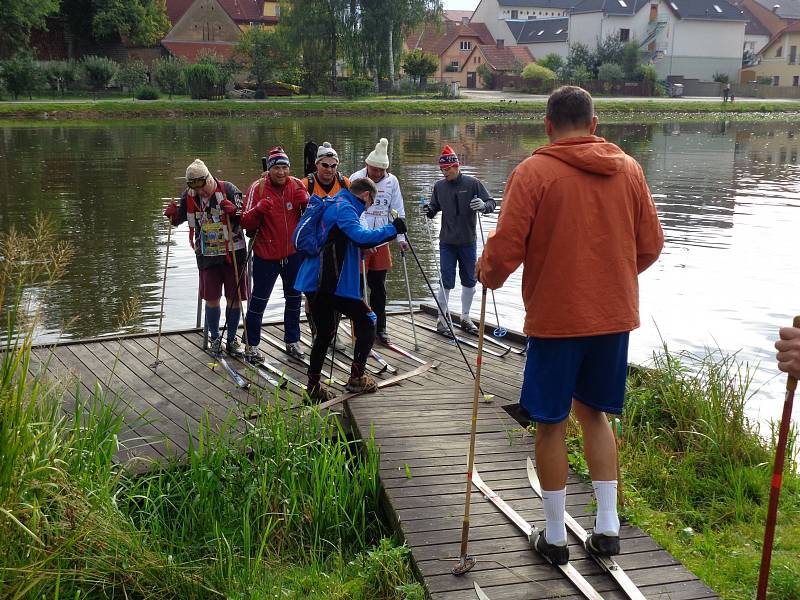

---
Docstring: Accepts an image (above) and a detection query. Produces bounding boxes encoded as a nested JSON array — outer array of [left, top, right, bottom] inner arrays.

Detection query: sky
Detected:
[[443, 0, 479, 9]]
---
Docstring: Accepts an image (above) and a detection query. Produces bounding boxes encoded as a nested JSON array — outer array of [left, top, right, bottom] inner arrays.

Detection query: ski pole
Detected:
[[613, 417, 624, 509], [453, 286, 488, 576], [419, 197, 455, 335], [476, 210, 507, 338], [226, 219, 249, 350], [151, 200, 174, 370], [400, 250, 419, 350], [756, 314, 800, 600]]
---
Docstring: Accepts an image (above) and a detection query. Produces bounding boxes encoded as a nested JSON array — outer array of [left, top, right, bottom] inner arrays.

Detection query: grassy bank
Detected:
[[1, 97, 800, 120], [566, 347, 800, 600]]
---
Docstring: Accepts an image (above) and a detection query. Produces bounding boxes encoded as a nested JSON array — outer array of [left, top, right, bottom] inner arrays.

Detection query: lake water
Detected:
[[1, 116, 798, 426]]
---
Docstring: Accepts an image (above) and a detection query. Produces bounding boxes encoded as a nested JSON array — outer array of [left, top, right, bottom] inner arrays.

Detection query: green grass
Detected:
[[566, 346, 800, 600], [1, 96, 800, 120], [0, 217, 424, 599]]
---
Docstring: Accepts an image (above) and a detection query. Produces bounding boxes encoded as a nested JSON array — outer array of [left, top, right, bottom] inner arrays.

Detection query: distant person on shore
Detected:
[[476, 86, 664, 566], [164, 159, 247, 356], [421, 145, 495, 336], [723, 83, 731, 102], [776, 326, 800, 379]]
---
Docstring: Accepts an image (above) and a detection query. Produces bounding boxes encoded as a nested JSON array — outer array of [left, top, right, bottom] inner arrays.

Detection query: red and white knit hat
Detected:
[[438, 145, 459, 168]]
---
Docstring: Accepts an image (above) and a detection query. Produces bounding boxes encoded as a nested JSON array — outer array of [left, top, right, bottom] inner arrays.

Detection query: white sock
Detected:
[[437, 287, 451, 323], [461, 285, 476, 321], [542, 488, 567, 546], [592, 480, 620, 535]]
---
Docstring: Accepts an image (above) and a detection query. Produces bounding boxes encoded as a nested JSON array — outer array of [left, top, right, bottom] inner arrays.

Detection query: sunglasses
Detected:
[[319, 162, 338, 169], [187, 176, 207, 189]]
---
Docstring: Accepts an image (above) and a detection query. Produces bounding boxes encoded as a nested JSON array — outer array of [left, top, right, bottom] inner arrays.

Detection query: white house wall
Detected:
[[523, 40, 570, 59], [472, 0, 515, 45], [568, 13, 602, 48]]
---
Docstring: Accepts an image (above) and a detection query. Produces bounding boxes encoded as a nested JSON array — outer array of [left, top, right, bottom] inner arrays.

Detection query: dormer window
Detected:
[[618, 0, 627, 6], [460, 40, 472, 50], [713, 4, 722, 12]]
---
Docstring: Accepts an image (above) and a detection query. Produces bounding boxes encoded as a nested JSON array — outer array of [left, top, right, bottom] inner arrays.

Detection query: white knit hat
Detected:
[[365, 137, 390, 169], [316, 141, 339, 164], [186, 158, 210, 181]]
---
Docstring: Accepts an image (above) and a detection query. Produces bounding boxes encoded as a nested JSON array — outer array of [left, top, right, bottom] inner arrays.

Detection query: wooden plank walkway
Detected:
[[29, 308, 719, 600]]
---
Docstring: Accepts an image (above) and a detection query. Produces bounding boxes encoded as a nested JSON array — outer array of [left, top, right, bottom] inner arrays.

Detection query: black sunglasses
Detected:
[[187, 176, 207, 188], [319, 162, 338, 169]]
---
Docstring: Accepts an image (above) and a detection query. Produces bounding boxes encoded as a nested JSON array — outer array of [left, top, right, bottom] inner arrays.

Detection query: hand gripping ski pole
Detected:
[[475, 208, 506, 338], [757, 314, 800, 600], [452, 286, 489, 576]]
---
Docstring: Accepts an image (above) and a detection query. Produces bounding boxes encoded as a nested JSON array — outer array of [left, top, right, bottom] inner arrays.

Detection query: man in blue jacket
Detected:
[[295, 177, 407, 402]]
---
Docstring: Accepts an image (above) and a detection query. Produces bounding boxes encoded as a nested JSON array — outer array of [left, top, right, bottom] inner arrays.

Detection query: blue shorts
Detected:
[[440, 242, 477, 290], [520, 332, 630, 424]]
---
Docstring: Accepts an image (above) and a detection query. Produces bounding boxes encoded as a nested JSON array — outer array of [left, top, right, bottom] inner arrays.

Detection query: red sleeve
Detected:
[[240, 179, 263, 230]]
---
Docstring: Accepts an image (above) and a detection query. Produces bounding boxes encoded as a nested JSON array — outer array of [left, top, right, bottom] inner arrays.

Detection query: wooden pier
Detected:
[[29, 308, 719, 600]]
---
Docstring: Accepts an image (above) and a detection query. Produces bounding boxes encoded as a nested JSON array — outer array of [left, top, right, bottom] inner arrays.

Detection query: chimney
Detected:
[[773, 4, 781, 13], [497, 39, 504, 48]]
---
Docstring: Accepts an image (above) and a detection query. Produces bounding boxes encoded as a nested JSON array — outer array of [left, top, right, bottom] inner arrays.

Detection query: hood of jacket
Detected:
[[336, 188, 367, 216], [533, 135, 628, 176]]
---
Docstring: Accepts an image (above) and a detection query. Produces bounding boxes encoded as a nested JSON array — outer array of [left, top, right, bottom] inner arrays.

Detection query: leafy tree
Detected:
[[521, 62, 555, 93], [116, 60, 149, 97], [235, 26, 282, 91], [0, 53, 43, 99], [151, 56, 186, 98], [621, 41, 642, 80], [566, 43, 594, 77], [60, 0, 170, 48], [593, 35, 625, 72], [641, 63, 657, 82], [569, 64, 591, 85], [0, 0, 60, 58], [401, 49, 438, 84], [712, 72, 730, 83], [185, 62, 221, 99], [538, 53, 564, 75], [597, 62, 624, 82], [41, 60, 83, 95], [476, 63, 495, 89], [81, 55, 118, 91]]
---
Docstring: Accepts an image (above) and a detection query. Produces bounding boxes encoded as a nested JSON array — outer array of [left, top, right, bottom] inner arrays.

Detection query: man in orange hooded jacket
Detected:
[[477, 86, 663, 566]]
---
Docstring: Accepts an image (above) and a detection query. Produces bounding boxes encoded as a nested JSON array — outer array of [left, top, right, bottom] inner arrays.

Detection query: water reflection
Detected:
[[1, 117, 799, 423]]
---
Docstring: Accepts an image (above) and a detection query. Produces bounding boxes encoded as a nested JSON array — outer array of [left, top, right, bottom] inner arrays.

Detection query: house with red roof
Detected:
[[463, 43, 534, 88], [161, 0, 279, 62]]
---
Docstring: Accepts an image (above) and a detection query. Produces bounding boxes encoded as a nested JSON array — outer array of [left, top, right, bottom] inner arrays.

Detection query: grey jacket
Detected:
[[428, 174, 495, 246]]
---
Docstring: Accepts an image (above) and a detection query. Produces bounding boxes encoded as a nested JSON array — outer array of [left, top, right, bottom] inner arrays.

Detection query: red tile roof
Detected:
[[161, 40, 236, 62], [444, 10, 474, 22], [166, 0, 268, 25], [478, 45, 534, 71], [407, 20, 495, 56]]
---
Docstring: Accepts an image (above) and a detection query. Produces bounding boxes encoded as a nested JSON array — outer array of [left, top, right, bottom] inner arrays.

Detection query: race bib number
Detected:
[[200, 221, 227, 257]]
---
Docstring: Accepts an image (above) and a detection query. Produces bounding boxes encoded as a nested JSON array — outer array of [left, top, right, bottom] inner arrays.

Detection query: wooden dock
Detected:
[[29, 308, 719, 600]]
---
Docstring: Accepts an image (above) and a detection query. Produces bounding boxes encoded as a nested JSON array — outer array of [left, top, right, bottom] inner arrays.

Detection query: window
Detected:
[[460, 40, 472, 50], [618, 0, 627, 6], [713, 4, 722, 12], [790, 45, 797, 64], [511, 9, 518, 18], [776, 46, 783, 57], [451, 60, 459, 67], [794, 75, 799, 86], [773, 75, 780, 86], [619, 28, 630, 42]]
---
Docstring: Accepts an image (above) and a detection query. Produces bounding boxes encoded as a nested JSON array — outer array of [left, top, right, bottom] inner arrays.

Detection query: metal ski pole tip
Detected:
[[452, 555, 476, 576], [149, 360, 163, 370]]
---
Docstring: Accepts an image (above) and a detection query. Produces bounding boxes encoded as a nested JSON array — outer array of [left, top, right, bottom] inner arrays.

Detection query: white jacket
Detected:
[[350, 167, 406, 242]]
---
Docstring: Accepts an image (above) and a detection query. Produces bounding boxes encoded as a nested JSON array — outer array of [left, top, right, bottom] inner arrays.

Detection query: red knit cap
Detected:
[[438, 145, 459, 168], [267, 146, 290, 169]]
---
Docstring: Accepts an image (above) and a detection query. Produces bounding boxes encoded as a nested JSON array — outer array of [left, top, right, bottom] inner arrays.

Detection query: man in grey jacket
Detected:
[[423, 145, 495, 335]]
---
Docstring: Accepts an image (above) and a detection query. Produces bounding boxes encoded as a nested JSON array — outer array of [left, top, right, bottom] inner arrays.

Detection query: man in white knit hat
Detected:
[[350, 137, 407, 345]]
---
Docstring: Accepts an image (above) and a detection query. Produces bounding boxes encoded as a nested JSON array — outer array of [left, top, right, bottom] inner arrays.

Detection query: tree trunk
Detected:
[[388, 25, 395, 91]]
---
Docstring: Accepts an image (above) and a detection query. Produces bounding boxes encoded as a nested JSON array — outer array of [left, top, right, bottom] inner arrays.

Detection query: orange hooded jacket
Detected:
[[480, 135, 663, 338]]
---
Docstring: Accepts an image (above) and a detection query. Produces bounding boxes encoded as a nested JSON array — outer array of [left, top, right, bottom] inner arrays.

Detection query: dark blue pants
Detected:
[[244, 253, 302, 346]]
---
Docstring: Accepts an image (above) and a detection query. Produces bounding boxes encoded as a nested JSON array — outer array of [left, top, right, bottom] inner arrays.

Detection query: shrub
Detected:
[[339, 78, 374, 99], [41, 60, 82, 95], [400, 49, 438, 84], [713, 72, 730, 84], [641, 63, 657, 83], [538, 53, 564, 74], [597, 62, 625, 82], [521, 62, 555, 93], [81, 55, 118, 91], [476, 63, 495, 89], [622, 41, 643, 80], [0, 53, 43, 100], [134, 85, 160, 100], [151, 56, 186, 98], [116, 60, 149, 96], [184, 62, 222, 99]]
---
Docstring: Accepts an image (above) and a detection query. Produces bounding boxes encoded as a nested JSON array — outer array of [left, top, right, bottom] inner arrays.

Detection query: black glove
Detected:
[[392, 216, 407, 235], [421, 204, 435, 219]]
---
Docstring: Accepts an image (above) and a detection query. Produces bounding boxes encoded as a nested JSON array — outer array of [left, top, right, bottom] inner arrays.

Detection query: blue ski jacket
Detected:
[[295, 188, 398, 300]]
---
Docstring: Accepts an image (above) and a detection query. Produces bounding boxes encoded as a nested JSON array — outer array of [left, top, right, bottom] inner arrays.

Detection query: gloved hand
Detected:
[[256, 198, 271, 214], [219, 198, 236, 215], [392, 216, 407, 235], [398, 240, 409, 251], [164, 201, 178, 219], [421, 204, 435, 219], [469, 196, 486, 212]]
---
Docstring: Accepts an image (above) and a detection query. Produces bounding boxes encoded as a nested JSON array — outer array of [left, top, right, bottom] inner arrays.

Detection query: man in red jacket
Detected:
[[240, 146, 310, 364], [477, 86, 663, 566]]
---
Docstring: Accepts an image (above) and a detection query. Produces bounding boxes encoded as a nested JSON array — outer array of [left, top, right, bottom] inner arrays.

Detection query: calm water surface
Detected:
[[1, 116, 798, 425]]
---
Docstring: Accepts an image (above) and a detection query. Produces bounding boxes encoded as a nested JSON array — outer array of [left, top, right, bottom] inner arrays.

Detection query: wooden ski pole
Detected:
[[756, 314, 800, 600], [452, 286, 489, 576], [613, 417, 624, 509], [151, 207, 173, 369]]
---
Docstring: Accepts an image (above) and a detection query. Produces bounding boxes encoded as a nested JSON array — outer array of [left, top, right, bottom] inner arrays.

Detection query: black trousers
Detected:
[[366, 269, 387, 332], [307, 291, 376, 376]]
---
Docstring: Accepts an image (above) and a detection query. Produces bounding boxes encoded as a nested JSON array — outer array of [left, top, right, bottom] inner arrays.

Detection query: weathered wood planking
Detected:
[[28, 310, 718, 600]]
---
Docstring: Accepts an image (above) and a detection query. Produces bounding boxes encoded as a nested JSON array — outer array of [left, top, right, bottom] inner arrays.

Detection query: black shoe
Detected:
[[285, 342, 305, 360], [209, 336, 223, 355], [226, 338, 244, 357], [461, 318, 479, 335], [532, 528, 569, 566], [376, 330, 391, 345], [436, 321, 454, 339], [245, 345, 265, 365], [584, 531, 620, 557]]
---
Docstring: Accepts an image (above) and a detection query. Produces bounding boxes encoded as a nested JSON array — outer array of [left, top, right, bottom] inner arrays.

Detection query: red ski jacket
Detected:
[[241, 175, 309, 261]]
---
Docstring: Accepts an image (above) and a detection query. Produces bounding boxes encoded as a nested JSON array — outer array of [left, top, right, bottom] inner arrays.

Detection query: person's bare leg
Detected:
[[535, 419, 569, 545]]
